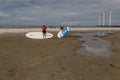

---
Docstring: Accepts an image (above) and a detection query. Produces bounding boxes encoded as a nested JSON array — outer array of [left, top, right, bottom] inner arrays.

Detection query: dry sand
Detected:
[[0, 31, 120, 80]]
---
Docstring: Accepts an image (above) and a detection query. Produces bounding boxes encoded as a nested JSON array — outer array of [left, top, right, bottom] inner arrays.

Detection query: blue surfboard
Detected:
[[57, 27, 70, 38]]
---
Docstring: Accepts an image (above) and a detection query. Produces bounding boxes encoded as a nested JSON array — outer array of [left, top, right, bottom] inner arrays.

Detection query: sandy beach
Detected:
[[0, 29, 120, 80]]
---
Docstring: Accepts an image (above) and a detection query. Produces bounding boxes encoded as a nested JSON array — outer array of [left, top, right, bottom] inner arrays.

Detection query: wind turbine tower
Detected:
[[102, 12, 105, 26], [98, 15, 101, 26], [109, 10, 112, 26]]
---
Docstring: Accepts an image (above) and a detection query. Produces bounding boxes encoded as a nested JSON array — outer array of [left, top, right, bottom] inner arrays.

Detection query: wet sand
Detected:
[[0, 31, 120, 80]]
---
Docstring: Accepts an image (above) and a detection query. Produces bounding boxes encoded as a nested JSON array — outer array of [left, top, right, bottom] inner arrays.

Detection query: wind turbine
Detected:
[[98, 15, 101, 26], [102, 12, 105, 36], [102, 12, 105, 26], [109, 9, 112, 26], [109, 9, 112, 33], [98, 14, 101, 36]]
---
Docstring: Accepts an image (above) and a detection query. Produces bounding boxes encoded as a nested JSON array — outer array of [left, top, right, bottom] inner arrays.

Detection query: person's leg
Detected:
[[42, 31, 46, 39], [44, 31, 46, 39], [42, 31, 45, 39]]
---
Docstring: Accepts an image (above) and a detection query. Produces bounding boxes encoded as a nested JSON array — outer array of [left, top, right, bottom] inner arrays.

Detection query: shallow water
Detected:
[[73, 32, 112, 57]]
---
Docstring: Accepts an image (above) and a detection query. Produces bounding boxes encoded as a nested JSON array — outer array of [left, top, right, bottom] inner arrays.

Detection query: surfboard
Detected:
[[57, 27, 70, 38], [25, 32, 53, 39]]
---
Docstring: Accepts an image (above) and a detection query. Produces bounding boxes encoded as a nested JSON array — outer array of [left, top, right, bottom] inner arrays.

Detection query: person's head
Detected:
[[43, 25, 45, 27]]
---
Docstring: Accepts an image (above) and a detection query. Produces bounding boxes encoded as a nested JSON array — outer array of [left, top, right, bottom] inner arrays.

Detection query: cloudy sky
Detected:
[[0, 0, 120, 26]]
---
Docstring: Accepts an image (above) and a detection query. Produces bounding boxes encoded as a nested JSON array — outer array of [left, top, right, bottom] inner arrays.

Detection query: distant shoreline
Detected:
[[0, 25, 120, 28], [0, 27, 120, 34]]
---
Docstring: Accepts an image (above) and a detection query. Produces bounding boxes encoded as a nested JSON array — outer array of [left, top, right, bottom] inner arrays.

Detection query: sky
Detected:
[[0, 0, 120, 26]]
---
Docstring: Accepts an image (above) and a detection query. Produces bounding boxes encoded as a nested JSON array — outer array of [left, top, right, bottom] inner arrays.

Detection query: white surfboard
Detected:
[[57, 27, 70, 38], [25, 32, 53, 39]]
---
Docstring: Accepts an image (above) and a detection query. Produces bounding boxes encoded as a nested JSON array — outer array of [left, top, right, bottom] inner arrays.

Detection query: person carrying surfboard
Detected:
[[42, 25, 47, 39]]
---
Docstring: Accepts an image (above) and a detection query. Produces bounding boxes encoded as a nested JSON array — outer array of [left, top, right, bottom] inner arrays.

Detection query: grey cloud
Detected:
[[0, 0, 120, 25]]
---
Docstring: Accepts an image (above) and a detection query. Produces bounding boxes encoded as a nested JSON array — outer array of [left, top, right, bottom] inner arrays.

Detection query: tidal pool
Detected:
[[73, 32, 112, 57]]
